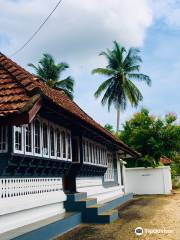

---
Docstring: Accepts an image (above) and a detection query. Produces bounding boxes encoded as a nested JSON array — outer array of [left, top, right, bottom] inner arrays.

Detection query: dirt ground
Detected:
[[57, 190, 180, 240]]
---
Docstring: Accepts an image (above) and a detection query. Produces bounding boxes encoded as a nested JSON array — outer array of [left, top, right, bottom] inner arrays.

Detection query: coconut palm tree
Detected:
[[92, 41, 151, 133], [28, 53, 74, 99]]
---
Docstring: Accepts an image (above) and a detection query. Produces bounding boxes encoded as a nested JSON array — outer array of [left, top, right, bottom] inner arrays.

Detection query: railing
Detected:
[[104, 168, 116, 182], [0, 178, 63, 199]]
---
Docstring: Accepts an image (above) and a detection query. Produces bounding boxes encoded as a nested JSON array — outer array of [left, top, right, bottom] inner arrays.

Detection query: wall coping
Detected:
[[126, 166, 170, 170]]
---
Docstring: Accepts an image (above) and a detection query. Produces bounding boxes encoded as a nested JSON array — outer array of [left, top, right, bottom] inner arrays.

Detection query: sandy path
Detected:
[[57, 190, 180, 240]]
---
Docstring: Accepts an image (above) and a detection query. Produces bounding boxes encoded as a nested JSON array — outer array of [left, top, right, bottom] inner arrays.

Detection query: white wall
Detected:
[[117, 159, 121, 185], [0, 177, 66, 234], [126, 166, 172, 195], [76, 177, 124, 203], [117, 159, 126, 192]]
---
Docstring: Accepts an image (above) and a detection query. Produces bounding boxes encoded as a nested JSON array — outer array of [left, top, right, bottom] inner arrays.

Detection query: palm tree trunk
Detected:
[[116, 107, 120, 133]]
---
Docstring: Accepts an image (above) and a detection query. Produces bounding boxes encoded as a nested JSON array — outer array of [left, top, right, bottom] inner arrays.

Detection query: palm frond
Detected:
[[56, 77, 74, 91], [99, 49, 115, 68], [92, 68, 114, 76], [93, 41, 151, 114], [113, 40, 126, 65], [56, 62, 69, 72], [128, 73, 151, 86], [28, 53, 74, 99], [100, 81, 115, 106], [124, 65, 140, 73], [94, 78, 113, 99], [124, 79, 143, 106], [123, 48, 142, 72], [56, 87, 74, 100], [101, 79, 125, 111]]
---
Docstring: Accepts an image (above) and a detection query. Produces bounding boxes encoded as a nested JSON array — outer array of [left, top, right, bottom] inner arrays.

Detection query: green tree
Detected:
[[104, 124, 114, 134], [28, 53, 74, 99], [92, 41, 151, 133], [120, 108, 180, 167]]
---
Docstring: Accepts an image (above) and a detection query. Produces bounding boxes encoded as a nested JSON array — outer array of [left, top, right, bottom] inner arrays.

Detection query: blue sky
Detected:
[[0, 0, 179, 129], [141, 19, 180, 117]]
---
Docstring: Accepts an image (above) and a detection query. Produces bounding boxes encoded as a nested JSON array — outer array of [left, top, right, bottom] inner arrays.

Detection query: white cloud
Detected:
[[0, 0, 153, 128], [149, 0, 180, 27], [0, 0, 152, 63]]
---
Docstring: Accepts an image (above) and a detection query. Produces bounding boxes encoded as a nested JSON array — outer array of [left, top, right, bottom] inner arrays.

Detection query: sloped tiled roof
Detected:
[[0, 52, 140, 157], [160, 156, 172, 165]]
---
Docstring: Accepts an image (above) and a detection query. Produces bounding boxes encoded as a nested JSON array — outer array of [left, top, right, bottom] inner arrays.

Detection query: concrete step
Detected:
[[83, 209, 118, 224], [85, 193, 131, 215], [65, 192, 133, 225], [64, 197, 97, 211], [99, 192, 133, 212], [66, 192, 87, 202], [0, 212, 82, 240], [99, 210, 118, 223], [77, 198, 97, 207], [86, 203, 105, 215]]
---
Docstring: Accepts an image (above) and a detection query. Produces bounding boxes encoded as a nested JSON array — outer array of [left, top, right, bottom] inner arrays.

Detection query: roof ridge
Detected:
[[0, 52, 34, 79], [0, 52, 41, 94]]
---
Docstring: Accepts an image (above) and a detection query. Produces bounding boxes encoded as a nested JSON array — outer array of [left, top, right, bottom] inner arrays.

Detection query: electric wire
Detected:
[[10, 0, 63, 57]]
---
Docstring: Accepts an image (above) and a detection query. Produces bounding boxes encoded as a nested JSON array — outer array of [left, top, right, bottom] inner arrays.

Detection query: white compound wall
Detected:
[[125, 166, 172, 195]]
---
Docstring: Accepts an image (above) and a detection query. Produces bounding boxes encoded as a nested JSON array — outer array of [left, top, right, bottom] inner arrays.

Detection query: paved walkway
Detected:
[[57, 190, 180, 240]]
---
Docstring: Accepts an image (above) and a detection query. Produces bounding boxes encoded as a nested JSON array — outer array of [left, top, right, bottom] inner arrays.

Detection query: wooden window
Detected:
[[103, 149, 106, 165], [82, 139, 86, 161], [86, 141, 89, 163], [104, 150, 107, 166], [62, 130, 66, 159], [96, 147, 99, 165], [98, 148, 101, 165], [104, 153, 114, 181], [85, 140, 88, 163], [89, 142, 92, 163], [0, 126, 8, 153], [82, 137, 108, 166], [102, 149, 104, 165], [25, 124, 33, 155], [100, 148, 102, 165], [67, 132, 72, 160], [56, 128, 61, 159], [34, 119, 41, 156], [13, 126, 24, 154], [92, 144, 96, 164], [103, 150, 106, 165], [50, 125, 56, 158], [42, 121, 49, 158], [92, 143, 94, 163], [95, 146, 98, 165], [12, 117, 71, 161]]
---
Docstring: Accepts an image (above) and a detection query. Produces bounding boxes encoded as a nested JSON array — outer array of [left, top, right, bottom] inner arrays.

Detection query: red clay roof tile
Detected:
[[0, 52, 140, 157], [0, 88, 25, 96]]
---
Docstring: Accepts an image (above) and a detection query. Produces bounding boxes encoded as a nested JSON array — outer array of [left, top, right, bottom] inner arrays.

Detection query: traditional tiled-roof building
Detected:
[[0, 53, 139, 239]]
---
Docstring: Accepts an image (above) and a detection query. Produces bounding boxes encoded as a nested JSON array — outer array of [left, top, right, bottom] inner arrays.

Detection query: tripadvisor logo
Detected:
[[135, 227, 144, 236]]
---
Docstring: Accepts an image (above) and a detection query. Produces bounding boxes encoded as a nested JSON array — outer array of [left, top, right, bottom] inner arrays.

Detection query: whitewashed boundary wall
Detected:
[[125, 166, 172, 195]]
